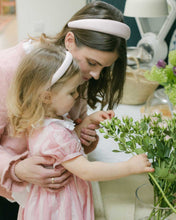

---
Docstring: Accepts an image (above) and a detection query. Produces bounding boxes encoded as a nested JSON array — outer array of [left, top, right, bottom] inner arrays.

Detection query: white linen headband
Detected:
[[48, 51, 73, 89], [68, 19, 131, 40]]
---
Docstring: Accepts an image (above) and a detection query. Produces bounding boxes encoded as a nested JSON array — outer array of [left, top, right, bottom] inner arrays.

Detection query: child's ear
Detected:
[[40, 91, 52, 104]]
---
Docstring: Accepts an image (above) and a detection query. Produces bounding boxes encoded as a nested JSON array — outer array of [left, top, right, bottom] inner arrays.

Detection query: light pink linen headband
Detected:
[[68, 19, 131, 40], [47, 51, 73, 89]]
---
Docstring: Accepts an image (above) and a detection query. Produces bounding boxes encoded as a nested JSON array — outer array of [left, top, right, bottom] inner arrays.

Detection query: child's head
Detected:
[[7, 44, 80, 135]]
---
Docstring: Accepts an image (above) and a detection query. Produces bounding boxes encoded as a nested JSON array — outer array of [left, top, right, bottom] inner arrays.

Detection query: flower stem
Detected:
[[148, 173, 176, 213]]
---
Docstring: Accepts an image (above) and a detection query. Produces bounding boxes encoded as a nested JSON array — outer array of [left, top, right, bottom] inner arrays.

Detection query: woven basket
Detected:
[[120, 57, 159, 105]]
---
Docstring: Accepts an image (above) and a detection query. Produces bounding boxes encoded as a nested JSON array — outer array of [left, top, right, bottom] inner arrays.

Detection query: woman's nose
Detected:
[[89, 71, 101, 80]]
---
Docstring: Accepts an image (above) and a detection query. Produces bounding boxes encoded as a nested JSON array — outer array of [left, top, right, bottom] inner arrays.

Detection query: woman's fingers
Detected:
[[87, 124, 99, 130], [80, 125, 97, 146], [46, 170, 72, 184], [14, 156, 54, 183], [80, 138, 91, 146], [46, 172, 73, 189], [80, 134, 96, 143], [15, 156, 72, 190], [83, 135, 99, 154], [81, 127, 96, 136]]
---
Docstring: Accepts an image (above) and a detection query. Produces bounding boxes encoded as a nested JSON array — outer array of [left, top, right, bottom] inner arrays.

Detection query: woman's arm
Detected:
[[62, 154, 154, 182], [0, 149, 72, 194], [69, 96, 105, 153]]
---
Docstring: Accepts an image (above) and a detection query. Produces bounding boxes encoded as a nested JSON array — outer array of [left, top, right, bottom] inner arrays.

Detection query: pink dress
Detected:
[[16, 118, 94, 220]]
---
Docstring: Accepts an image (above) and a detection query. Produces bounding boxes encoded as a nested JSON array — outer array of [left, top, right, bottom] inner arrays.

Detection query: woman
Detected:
[[0, 0, 130, 215]]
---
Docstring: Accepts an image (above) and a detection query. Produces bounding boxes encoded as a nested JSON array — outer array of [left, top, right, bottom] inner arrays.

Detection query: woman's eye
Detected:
[[70, 91, 79, 99], [70, 92, 75, 96], [70, 91, 77, 97], [88, 61, 96, 66]]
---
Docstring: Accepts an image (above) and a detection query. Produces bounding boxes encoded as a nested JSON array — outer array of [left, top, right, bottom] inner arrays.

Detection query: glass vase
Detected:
[[144, 88, 173, 118], [134, 184, 176, 220]]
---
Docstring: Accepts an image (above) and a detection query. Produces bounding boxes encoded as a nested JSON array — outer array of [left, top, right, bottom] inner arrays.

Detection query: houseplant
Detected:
[[99, 113, 176, 219]]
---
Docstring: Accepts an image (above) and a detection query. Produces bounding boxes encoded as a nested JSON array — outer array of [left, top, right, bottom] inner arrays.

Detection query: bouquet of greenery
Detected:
[[144, 50, 176, 106], [99, 113, 176, 219]]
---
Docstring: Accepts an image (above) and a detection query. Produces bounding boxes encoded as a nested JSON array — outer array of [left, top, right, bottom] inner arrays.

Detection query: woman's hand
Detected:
[[80, 124, 98, 146], [15, 156, 72, 191]]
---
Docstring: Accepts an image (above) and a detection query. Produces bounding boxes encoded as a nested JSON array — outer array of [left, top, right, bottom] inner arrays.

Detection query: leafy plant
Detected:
[[99, 113, 176, 219], [145, 50, 176, 106]]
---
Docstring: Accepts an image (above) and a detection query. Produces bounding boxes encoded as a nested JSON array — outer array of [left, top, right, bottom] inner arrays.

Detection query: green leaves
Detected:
[[169, 50, 176, 66], [155, 167, 169, 178], [100, 113, 176, 217], [144, 49, 176, 106]]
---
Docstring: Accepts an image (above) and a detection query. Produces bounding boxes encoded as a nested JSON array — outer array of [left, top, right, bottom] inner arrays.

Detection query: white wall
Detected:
[[16, 0, 86, 41]]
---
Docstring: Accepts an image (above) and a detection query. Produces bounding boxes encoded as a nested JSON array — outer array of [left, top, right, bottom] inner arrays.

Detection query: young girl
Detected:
[[3, 44, 154, 220]]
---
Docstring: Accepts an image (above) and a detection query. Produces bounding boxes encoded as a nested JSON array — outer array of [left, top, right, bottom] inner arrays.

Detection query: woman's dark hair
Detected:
[[44, 1, 127, 109]]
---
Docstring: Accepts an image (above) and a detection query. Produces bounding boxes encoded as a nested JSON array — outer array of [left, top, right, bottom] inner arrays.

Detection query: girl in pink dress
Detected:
[[4, 44, 154, 220]]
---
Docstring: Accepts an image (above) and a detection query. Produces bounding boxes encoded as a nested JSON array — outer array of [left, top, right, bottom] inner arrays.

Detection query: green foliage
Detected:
[[169, 50, 176, 66], [144, 49, 176, 106], [100, 113, 176, 219]]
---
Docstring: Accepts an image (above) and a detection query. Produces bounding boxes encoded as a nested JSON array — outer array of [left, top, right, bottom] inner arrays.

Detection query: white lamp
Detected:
[[124, 0, 176, 65]]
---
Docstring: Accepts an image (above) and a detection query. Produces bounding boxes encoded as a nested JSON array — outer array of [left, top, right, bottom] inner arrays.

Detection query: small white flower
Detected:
[[150, 129, 154, 135], [164, 135, 171, 141], [158, 121, 168, 128]]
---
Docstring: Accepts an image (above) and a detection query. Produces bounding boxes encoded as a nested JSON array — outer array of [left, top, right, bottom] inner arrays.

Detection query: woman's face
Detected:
[[65, 32, 118, 82]]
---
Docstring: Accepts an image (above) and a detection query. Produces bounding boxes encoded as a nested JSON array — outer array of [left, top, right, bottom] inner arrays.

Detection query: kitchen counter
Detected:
[[87, 104, 151, 220]]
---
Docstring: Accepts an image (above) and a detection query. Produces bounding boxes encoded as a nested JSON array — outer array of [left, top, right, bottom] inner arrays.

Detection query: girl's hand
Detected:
[[15, 156, 72, 191], [78, 110, 115, 137], [127, 154, 155, 174], [88, 110, 115, 125], [79, 110, 115, 153]]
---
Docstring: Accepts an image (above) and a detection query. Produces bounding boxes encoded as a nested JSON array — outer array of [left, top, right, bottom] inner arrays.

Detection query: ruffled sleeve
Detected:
[[37, 123, 84, 167]]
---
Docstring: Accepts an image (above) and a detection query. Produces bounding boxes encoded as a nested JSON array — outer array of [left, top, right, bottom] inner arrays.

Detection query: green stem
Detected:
[[147, 208, 156, 220], [148, 173, 176, 213]]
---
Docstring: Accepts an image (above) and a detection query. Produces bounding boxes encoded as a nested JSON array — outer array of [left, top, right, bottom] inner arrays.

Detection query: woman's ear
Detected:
[[65, 31, 76, 51], [40, 91, 52, 104]]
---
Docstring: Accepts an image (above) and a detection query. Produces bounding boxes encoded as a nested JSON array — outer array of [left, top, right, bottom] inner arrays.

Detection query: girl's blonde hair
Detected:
[[7, 44, 80, 136]]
